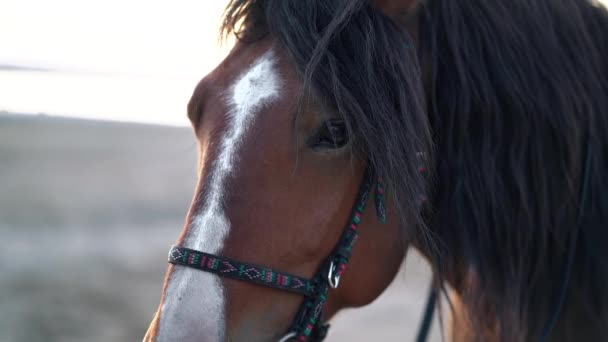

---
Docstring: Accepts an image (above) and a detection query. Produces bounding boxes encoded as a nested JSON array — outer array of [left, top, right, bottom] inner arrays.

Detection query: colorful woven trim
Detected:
[[329, 171, 372, 280], [168, 246, 315, 297], [375, 176, 387, 224], [291, 170, 374, 341], [293, 282, 331, 341]]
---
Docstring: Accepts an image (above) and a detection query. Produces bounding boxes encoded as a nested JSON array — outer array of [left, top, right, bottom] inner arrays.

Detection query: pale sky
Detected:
[[1, 0, 606, 126], [0, 0, 232, 126], [0, 0, 231, 76]]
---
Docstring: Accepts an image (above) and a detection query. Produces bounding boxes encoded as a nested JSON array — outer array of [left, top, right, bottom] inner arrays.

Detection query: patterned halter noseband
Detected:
[[168, 167, 386, 341]]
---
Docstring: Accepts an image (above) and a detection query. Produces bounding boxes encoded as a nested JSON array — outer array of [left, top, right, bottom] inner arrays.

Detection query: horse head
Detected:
[[144, 1, 431, 340], [145, 0, 608, 340]]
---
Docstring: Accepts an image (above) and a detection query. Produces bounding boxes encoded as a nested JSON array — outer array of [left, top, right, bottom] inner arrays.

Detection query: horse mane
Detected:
[[420, 1, 608, 340], [221, 0, 608, 340]]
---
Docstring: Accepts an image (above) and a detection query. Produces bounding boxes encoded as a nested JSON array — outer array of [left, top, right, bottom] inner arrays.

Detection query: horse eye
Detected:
[[309, 119, 349, 150]]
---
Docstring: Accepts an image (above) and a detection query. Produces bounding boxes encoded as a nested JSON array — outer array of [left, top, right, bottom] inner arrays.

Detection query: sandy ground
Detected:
[[0, 113, 441, 341]]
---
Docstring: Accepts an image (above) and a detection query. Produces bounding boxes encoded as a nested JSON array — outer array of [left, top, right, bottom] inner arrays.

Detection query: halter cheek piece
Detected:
[[168, 168, 384, 341]]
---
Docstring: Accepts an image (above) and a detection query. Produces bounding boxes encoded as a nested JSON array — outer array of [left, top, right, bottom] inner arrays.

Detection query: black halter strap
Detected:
[[169, 168, 377, 341], [168, 246, 316, 297]]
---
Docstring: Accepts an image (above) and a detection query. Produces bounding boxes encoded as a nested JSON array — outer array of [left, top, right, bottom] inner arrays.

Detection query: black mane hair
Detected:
[[221, 0, 608, 341], [420, 1, 608, 340]]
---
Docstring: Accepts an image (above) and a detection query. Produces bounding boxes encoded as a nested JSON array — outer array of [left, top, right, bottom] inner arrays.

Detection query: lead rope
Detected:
[[415, 280, 437, 342], [539, 142, 591, 341], [415, 152, 436, 342]]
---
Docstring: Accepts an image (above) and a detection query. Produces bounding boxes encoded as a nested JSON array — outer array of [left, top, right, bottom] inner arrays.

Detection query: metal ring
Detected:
[[328, 261, 340, 289], [278, 331, 297, 342]]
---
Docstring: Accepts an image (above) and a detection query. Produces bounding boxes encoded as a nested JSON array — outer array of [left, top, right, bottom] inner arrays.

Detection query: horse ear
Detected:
[[372, 0, 420, 20]]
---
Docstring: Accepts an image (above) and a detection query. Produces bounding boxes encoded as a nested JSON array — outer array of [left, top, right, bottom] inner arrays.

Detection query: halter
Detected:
[[168, 168, 383, 341], [166, 139, 590, 340]]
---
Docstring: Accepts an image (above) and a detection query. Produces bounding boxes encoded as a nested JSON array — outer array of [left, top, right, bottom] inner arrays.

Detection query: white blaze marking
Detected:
[[156, 50, 280, 341]]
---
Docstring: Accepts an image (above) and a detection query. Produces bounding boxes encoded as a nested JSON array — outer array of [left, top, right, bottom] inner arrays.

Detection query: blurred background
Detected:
[[5, 1, 605, 341]]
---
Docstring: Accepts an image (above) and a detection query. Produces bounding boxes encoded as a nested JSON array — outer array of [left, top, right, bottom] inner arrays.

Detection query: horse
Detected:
[[143, 0, 608, 341]]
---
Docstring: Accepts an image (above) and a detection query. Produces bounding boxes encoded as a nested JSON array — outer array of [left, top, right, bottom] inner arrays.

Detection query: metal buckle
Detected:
[[278, 331, 297, 342], [328, 261, 340, 289]]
